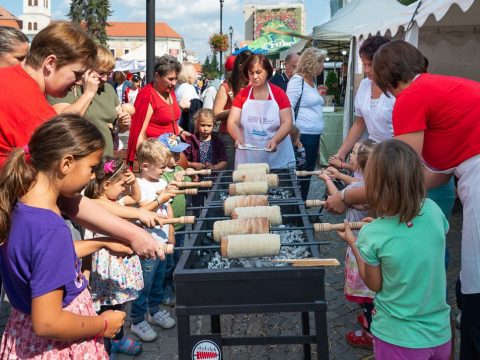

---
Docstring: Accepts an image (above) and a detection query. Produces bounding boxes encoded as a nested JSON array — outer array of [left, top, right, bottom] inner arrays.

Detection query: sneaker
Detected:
[[346, 329, 373, 350], [161, 295, 176, 307], [130, 320, 158, 342], [148, 310, 176, 329]]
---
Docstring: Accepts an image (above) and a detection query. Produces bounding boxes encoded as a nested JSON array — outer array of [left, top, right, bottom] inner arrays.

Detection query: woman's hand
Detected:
[[330, 152, 346, 163], [324, 192, 347, 214], [326, 166, 340, 178], [101, 310, 127, 338], [117, 109, 131, 132], [82, 69, 100, 94], [124, 169, 136, 185], [318, 173, 331, 182], [234, 135, 245, 148], [179, 98, 191, 110], [328, 156, 344, 168], [103, 241, 134, 257], [266, 139, 278, 152], [180, 130, 191, 141], [336, 220, 357, 246]]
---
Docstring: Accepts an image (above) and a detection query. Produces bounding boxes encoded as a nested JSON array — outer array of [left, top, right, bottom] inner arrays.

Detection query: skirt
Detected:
[[0, 288, 108, 359]]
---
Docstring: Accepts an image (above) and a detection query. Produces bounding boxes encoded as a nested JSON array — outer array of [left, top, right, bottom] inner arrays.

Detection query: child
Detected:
[[184, 108, 227, 171], [0, 114, 128, 358], [319, 139, 376, 349], [290, 125, 306, 170], [84, 157, 144, 356], [124, 74, 142, 104], [329, 151, 357, 173], [130, 138, 177, 342], [337, 139, 451, 359], [158, 133, 192, 306]]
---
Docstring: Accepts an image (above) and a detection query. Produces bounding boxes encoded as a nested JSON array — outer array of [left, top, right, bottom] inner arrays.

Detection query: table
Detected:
[[319, 109, 344, 166]]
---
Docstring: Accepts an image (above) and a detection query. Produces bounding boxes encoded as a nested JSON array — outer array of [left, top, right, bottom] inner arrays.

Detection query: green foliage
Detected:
[[68, 0, 112, 46], [325, 70, 340, 105], [397, 0, 417, 5], [202, 54, 220, 79], [209, 33, 229, 53]]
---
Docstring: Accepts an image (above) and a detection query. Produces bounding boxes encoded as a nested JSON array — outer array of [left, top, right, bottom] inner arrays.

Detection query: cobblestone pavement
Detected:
[[0, 176, 462, 360]]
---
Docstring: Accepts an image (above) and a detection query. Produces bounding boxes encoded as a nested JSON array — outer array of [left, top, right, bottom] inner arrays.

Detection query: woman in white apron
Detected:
[[227, 54, 295, 169]]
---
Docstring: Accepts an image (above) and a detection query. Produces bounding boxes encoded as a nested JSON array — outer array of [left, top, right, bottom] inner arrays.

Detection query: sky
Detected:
[[3, 0, 331, 62]]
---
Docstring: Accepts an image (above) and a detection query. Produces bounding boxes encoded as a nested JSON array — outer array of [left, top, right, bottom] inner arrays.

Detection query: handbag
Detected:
[[293, 76, 304, 122]]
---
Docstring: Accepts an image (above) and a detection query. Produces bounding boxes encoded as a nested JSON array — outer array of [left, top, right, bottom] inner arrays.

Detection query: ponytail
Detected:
[[0, 148, 37, 244]]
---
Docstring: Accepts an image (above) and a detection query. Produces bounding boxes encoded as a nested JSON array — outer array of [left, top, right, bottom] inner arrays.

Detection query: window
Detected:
[[28, 22, 32, 31], [124, 49, 130, 55], [28, 0, 32, 6], [110, 49, 116, 57], [34, 0, 38, 6], [34, 23, 37, 31]]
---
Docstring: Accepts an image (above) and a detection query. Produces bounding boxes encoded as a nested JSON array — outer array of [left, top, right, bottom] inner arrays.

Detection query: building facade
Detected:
[[20, 0, 51, 38]]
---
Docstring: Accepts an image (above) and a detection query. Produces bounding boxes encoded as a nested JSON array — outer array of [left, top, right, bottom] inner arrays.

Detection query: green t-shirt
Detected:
[[161, 166, 192, 230], [48, 84, 119, 156], [357, 198, 450, 348]]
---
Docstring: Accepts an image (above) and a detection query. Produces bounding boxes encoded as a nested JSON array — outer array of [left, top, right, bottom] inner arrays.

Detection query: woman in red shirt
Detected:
[[127, 55, 191, 164]]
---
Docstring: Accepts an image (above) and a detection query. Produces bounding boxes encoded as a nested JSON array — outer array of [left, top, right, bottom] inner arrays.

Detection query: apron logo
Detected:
[[252, 129, 267, 137]]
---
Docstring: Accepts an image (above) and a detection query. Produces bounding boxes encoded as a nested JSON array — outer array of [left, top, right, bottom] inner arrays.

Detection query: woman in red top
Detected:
[[373, 40, 480, 360], [127, 55, 191, 164]]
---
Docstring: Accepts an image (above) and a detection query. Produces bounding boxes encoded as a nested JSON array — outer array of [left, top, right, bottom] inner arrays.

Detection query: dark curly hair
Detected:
[[84, 157, 125, 199]]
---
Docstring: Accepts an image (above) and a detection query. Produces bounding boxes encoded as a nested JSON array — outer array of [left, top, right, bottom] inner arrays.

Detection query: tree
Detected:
[[202, 53, 220, 79], [69, 0, 112, 45], [325, 70, 340, 105]]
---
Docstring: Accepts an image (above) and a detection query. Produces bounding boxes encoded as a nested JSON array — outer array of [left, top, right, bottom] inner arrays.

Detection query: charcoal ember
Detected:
[[219, 191, 229, 200], [268, 188, 293, 199]]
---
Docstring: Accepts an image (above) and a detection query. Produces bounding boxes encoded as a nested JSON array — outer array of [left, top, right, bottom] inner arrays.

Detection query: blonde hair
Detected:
[[177, 62, 197, 85], [364, 139, 425, 223], [193, 108, 215, 130], [296, 48, 327, 78], [356, 139, 376, 171], [26, 21, 97, 70], [95, 45, 115, 71], [136, 138, 171, 166]]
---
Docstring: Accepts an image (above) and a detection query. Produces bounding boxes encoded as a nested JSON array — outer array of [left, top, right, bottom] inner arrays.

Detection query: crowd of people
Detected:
[[0, 21, 479, 360]]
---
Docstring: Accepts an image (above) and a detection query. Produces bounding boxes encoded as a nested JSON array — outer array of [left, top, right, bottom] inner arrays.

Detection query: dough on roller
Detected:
[[232, 168, 267, 182], [220, 234, 281, 258], [237, 163, 270, 173], [231, 205, 282, 226], [229, 181, 269, 195], [241, 173, 279, 187], [223, 195, 269, 216], [212, 217, 270, 242]]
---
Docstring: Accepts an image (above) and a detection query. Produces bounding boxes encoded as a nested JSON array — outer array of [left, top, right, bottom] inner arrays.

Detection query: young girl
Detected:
[[319, 139, 376, 349], [184, 108, 227, 171], [0, 114, 128, 358], [84, 157, 144, 356], [337, 139, 451, 359]]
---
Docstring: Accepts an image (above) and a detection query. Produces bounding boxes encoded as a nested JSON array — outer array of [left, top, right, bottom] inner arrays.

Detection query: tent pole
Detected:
[[146, 0, 155, 82]]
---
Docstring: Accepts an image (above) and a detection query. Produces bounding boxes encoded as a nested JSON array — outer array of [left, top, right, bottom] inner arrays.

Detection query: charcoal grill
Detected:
[[174, 168, 329, 360]]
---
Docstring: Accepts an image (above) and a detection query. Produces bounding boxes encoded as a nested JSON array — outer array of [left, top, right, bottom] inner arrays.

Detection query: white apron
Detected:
[[235, 84, 295, 169]]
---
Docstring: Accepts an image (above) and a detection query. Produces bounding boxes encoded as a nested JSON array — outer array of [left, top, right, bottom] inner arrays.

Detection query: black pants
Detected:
[[298, 133, 321, 200], [457, 279, 480, 359]]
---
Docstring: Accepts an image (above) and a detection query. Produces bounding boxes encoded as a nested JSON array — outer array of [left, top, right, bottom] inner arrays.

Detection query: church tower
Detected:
[[21, 0, 52, 38]]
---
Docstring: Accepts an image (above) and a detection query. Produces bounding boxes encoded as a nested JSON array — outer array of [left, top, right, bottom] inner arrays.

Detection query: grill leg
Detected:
[[302, 312, 312, 360], [314, 309, 329, 360], [211, 314, 221, 334], [177, 315, 191, 360]]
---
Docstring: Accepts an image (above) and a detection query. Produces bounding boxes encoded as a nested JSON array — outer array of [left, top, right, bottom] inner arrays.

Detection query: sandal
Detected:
[[346, 329, 373, 350], [357, 313, 368, 329], [111, 336, 142, 355]]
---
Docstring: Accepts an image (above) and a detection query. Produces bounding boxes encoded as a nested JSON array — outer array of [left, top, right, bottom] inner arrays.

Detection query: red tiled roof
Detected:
[[107, 22, 181, 39], [193, 63, 202, 74], [0, 6, 22, 28]]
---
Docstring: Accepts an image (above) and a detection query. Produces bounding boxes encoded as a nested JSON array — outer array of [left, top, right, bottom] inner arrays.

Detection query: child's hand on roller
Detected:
[[326, 166, 340, 178], [157, 190, 175, 204], [328, 156, 343, 169], [174, 171, 186, 182], [103, 241, 133, 257], [124, 169, 136, 185], [138, 208, 166, 227], [336, 220, 357, 246], [101, 310, 126, 338], [318, 172, 332, 182]]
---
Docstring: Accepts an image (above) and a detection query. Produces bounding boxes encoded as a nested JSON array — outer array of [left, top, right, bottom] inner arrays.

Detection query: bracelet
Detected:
[[156, 197, 161, 206], [341, 188, 349, 206], [95, 315, 108, 338], [179, 129, 185, 135]]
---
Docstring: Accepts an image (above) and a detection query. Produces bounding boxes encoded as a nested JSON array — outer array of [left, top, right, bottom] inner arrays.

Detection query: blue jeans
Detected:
[[130, 257, 167, 324], [299, 133, 321, 200]]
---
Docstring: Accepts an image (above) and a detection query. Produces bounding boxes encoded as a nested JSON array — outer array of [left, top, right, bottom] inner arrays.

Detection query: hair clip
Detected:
[[103, 160, 116, 174], [22, 144, 31, 162]]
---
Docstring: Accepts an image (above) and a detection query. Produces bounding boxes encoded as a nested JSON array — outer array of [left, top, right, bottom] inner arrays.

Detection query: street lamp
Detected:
[[219, 0, 224, 77], [229, 25, 233, 55]]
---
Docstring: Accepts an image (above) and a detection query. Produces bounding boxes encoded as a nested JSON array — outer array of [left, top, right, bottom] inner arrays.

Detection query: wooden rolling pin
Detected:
[[170, 188, 198, 195], [231, 205, 282, 226], [161, 216, 196, 225], [314, 221, 367, 232], [237, 163, 270, 173], [223, 195, 269, 216], [296, 170, 324, 177], [171, 180, 213, 188], [305, 199, 326, 208], [213, 217, 270, 242], [229, 181, 269, 195], [220, 234, 280, 258], [232, 168, 267, 182], [240, 173, 279, 187], [184, 169, 212, 176], [272, 258, 340, 267]]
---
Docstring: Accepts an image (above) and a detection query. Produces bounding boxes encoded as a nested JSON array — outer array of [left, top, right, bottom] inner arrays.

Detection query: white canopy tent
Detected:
[[310, 0, 480, 137], [114, 43, 169, 72]]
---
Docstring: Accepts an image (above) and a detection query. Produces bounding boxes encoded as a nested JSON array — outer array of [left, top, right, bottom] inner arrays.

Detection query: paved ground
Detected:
[[0, 175, 462, 360]]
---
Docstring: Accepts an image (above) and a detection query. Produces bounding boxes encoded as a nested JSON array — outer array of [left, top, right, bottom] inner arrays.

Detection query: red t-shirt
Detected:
[[218, 82, 233, 134], [232, 84, 291, 110], [393, 73, 480, 170], [0, 65, 56, 167], [143, 87, 181, 138]]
